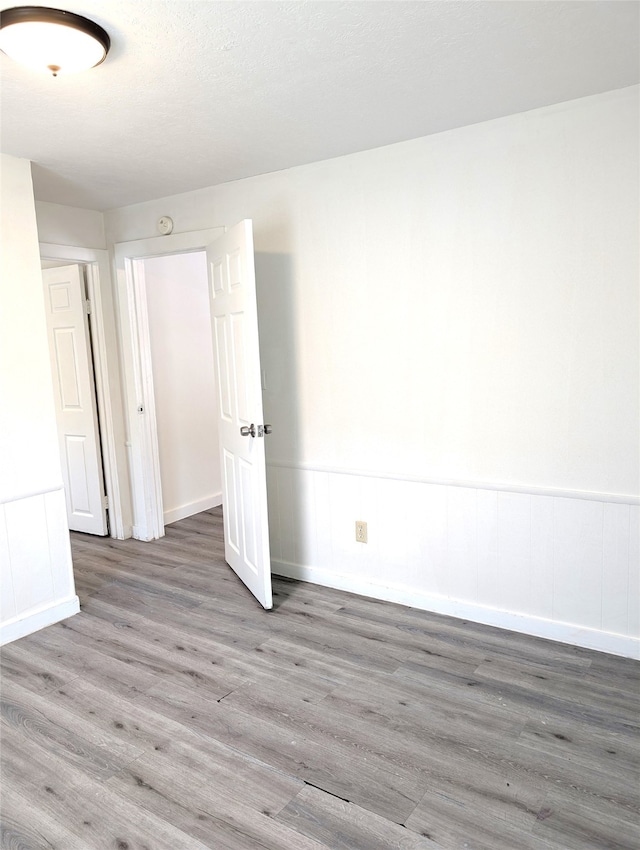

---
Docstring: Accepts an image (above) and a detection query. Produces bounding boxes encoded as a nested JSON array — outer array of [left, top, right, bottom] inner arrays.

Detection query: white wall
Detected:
[[143, 252, 221, 523], [36, 200, 106, 249], [106, 87, 639, 500], [0, 155, 79, 645], [95, 85, 635, 658]]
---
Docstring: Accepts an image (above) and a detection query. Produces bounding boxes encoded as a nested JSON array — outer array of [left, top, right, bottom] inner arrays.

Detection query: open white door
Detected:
[[207, 221, 272, 609], [42, 265, 108, 535]]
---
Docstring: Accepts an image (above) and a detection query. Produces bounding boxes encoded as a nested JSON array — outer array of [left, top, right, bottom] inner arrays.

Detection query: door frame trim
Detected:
[[114, 228, 224, 541], [39, 244, 129, 538]]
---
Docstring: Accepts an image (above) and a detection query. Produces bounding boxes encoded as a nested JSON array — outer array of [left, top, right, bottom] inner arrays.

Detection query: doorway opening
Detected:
[[114, 228, 224, 541], [115, 222, 273, 608], [140, 250, 221, 527], [39, 242, 129, 540]]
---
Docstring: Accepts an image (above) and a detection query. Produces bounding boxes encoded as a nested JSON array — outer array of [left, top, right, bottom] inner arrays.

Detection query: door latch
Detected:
[[240, 423, 272, 438]]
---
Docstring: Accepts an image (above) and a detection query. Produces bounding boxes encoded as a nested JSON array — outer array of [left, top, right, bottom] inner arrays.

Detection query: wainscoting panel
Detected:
[[267, 464, 639, 658], [0, 488, 79, 646]]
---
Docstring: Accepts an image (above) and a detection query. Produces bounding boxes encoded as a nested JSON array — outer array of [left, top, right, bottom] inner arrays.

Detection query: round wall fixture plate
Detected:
[[157, 216, 173, 235]]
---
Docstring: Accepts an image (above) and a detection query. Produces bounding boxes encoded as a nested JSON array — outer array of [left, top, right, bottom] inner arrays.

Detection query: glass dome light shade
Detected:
[[0, 7, 110, 75]]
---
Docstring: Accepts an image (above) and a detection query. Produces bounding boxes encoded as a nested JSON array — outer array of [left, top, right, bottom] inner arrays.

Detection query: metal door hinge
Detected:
[[85, 299, 92, 315], [103, 495, 109, 509]]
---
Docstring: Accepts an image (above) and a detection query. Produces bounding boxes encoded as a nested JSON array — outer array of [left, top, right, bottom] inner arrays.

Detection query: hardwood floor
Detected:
[[1, 507, 638, 849]]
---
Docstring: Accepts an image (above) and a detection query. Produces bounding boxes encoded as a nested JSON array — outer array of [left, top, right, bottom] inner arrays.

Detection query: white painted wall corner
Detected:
[[0, 595, 80, 647], [163, 493, 222, 525]]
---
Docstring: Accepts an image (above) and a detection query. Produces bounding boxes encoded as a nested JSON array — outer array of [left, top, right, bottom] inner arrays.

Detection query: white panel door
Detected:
[[207, 221, 272, 609], [42, 265, 108, 535]]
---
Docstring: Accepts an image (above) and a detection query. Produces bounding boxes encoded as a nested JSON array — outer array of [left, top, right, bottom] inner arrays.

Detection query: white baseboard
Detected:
[[272, 560, 639, 660], [163, 493, 222, 526], [0, 595, 80, 647]]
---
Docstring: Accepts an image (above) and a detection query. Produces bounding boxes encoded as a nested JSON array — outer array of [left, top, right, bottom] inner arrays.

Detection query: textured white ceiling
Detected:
[[1, 0, 638, 210]]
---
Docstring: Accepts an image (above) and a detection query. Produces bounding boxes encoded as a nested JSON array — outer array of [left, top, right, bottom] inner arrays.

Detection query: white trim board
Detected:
[[0, 484, 64, 506], [266, 460, 640, 506], [114, 228, 225, 260], [272, 559, 640, 660], [0, 595, 80, 647]]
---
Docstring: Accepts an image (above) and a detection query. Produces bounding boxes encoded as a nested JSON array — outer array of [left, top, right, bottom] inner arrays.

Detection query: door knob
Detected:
[[240, 424, 256, 437]]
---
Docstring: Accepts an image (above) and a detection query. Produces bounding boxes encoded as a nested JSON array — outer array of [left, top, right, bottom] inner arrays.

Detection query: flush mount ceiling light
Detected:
[[0, 6, 110, 76]]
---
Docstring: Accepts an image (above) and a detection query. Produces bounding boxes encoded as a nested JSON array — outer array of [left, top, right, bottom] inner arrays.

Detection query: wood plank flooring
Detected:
[[1, 507, 639, 849]]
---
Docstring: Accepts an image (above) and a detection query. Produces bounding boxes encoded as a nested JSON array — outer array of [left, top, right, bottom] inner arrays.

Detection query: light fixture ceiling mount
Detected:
[[0, 6, 110, 76]]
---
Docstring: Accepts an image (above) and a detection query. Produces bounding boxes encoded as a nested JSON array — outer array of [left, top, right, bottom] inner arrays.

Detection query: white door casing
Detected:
[[207, 221, 273, 609], [114, 229, 223, 541], [42, 264, 108, 535]]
